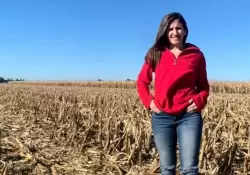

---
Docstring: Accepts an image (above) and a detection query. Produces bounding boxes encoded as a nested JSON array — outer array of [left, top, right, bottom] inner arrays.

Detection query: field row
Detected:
[[0, 85, 249, 174], [8, 80, 250, 94]]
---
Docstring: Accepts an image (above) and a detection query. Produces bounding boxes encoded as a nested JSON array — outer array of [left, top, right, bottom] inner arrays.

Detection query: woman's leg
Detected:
[[176, 112, 203, 175], [151, 112, 177, 175]]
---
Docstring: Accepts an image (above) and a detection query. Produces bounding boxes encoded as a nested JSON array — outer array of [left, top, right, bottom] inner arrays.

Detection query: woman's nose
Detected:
[[173, 29, 177, 35]]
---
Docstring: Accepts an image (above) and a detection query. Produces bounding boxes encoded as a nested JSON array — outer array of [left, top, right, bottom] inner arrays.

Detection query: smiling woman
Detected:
[[136, 12, 210, 175]]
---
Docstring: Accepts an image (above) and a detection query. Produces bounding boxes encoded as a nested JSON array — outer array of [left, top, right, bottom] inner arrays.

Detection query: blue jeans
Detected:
[[151, 111, 203, 175]]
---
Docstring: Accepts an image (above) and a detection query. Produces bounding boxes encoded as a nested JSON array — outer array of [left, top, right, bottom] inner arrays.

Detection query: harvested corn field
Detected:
[[10, 80, 250, 94], [0, 82, 250, 174]]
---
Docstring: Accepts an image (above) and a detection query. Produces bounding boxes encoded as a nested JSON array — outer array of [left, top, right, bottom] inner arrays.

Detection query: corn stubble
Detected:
[[0, 82, 249, 175]]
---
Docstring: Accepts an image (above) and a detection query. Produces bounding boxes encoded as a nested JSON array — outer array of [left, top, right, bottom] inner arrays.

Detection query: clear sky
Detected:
[[0, 0, 249, 81]]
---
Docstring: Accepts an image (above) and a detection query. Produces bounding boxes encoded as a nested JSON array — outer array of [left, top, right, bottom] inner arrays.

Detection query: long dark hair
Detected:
[[145, 12, 189, 69]]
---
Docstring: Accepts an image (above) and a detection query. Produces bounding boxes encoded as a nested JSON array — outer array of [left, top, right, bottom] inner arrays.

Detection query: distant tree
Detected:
[[6, 78, 13, 82], [0, 77, 8, 83], [126, 78, 131, 81], [97, 79, 102, 81], [0, 77, 5, 83], [17, 78, 24, 81]]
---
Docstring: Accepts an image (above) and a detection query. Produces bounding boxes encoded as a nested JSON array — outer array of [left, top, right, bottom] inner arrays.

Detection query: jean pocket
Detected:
[[186, 111, 198, 114], [185, 111, 202, 119]]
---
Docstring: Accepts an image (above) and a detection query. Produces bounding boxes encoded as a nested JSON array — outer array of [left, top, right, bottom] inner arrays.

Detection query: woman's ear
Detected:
[[184, 30, 187, 36]]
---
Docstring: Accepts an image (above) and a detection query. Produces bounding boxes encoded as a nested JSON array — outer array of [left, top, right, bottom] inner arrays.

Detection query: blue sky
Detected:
[[0, 0, 249, 81]]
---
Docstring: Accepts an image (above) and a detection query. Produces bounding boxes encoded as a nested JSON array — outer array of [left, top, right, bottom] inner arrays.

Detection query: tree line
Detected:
[[0, 77, 25, 83]]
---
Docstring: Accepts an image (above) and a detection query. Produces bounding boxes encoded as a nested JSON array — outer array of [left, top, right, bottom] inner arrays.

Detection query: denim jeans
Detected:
[[151, 111, 203, 175]]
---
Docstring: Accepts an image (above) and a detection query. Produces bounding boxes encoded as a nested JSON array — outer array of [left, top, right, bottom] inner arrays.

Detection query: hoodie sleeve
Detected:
[[136, 60, 154, 109], [192, 54, 210, 111]]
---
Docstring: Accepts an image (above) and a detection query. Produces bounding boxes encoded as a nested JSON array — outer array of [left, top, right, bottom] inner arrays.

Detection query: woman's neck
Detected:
[[169, 43, 186, 51]]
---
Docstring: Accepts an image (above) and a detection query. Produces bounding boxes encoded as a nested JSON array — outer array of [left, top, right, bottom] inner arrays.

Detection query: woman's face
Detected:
[[167, 19, 186, 47]]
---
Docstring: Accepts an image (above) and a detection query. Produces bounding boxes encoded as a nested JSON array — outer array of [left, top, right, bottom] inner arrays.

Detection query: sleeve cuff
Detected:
[[145, 96, 154, 109], [192, 95, 203, 111]]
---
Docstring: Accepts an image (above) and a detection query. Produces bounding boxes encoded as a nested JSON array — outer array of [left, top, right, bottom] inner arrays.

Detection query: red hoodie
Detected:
[[136, 44, 209, 116]]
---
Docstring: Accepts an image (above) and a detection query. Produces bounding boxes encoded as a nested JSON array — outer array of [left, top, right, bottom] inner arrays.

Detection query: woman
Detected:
[[136, 12, 209, 175]]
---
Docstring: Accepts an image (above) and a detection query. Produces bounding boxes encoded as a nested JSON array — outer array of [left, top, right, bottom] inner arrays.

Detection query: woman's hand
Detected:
[[150, 100, 161, 113], [187, 99, 197, 112]]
